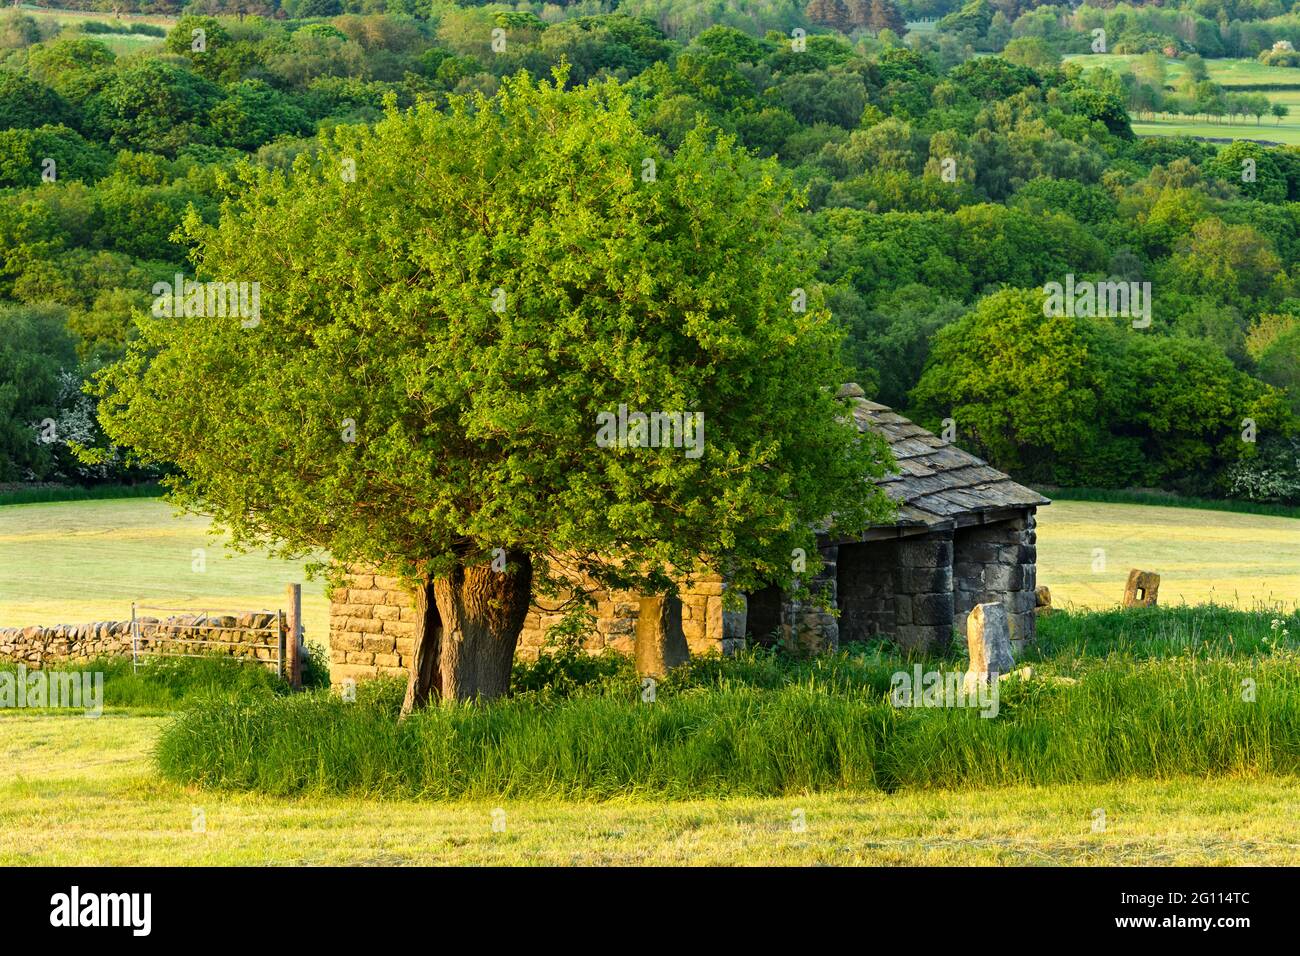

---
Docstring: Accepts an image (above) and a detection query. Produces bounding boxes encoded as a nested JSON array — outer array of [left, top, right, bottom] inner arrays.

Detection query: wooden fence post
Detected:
[[286, 583, 302, 689]]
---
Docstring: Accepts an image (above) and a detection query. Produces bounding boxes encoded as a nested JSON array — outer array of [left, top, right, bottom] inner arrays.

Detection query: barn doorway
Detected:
[[746, 585, 783, 646], [836, 540, 898, 644]]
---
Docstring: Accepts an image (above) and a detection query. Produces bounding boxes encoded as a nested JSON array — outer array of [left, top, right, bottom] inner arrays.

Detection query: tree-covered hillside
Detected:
[[1, 2, 1297, 501]]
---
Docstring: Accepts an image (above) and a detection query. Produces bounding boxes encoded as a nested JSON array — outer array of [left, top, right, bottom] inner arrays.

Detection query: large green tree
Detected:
[[911, 287, 1294, 489], [92, 73, 893, 709]]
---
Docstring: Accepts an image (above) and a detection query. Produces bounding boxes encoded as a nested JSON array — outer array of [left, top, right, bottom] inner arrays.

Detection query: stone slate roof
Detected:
[[839, 384, 1050, 529]]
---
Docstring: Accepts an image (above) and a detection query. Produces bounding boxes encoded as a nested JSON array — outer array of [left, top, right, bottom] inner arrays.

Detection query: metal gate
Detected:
[[129, 603, 287, 678]]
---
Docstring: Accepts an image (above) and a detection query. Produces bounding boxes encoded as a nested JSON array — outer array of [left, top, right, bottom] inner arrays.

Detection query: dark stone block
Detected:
[[897, 537, 952, 568], [894, 623, 952, 653], [911, 592, 954, 626], [895, 565, 952, 595], [1010, 589, 1037, 613]]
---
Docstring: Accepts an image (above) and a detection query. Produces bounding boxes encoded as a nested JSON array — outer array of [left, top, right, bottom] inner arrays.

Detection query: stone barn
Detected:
[[328, 384, 1048, 686]]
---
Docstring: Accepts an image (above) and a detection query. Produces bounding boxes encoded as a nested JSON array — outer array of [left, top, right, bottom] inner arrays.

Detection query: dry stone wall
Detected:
[[0, 612, 288, 667]]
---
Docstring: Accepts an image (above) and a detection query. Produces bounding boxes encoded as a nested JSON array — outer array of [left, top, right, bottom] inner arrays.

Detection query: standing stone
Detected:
[[634, 595, 690, 678], [965, 601, 1014, 687], [1123, 569, 1160, 607]]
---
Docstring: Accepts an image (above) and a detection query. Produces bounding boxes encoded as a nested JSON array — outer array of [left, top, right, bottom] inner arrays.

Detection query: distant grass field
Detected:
[[1065, 53, 1300, 145], [0, 499, 329, 646], [0, 497, 1295, 645], [1130, 118, 1300, 144], [1035, 500, 1300, 610], [16, 3, 170, 54], [1064, 52, 1300, 89], [17, 3, 175, 27]]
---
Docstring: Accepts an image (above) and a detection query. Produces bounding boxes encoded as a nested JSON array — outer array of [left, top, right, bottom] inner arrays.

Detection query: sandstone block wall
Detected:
[[328, 569, 745, 687], [0, 612, 290, 668], [327, 573, 420, 687]]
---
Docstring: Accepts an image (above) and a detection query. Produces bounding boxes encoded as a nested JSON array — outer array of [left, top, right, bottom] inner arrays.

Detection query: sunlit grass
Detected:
[[0, 499, 330, 649], [3, 711, 1297, 865], [1034, 500, 1300, 610]]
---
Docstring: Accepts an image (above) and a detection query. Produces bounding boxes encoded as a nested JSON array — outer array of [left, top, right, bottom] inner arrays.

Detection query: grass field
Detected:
[[1064, 52, 1300, 89], [0, 499, 330, 645], [1065, 53, 1300, 145], [15, 3, 170, 55], [1036, 500, 1300, 610], [16, 3, 176, 27], [2, 497, 1298, 865], [1130, 118, 1300, 144], [3, 711, 1297, 865], [2, 498, 1294, 650]]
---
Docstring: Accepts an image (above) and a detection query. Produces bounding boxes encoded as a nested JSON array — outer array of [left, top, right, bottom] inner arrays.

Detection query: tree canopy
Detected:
[[92, 71, 894, 702]]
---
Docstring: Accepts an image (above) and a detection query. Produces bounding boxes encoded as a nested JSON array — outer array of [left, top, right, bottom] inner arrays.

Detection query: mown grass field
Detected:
[[3, 711, 1298, 865], [2, 497, 1298, 866], [1129, 118, 1300, 145], [0, 499, 330, 644], [1034, 500, 1300, 610], [1064, 52, 1300, 89]]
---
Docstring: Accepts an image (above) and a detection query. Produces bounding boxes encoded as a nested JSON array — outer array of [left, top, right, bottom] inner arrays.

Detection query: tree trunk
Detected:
[[399, 577, 441, 717], [434, 550, 533, 702]]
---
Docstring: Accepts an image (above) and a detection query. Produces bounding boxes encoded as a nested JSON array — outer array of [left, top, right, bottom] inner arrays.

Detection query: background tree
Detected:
[[0, 303, 78, 482], [806, 0, 852, 32], [92, 73, 894, 710], [867, 0, 908, 36]]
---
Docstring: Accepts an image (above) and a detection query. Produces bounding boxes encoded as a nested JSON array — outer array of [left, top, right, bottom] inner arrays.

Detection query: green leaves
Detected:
[[94, 72, 892, 596], [910, 287, 1295, 490]]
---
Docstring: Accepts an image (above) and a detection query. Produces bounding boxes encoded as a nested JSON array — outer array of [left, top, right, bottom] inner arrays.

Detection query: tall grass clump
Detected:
[[1, 655, 289, 711], [156, 679, 894, 799], [880, 656, 1300, 790], [1033, 603, 1298, 666], [156, 647, 1300, 799]]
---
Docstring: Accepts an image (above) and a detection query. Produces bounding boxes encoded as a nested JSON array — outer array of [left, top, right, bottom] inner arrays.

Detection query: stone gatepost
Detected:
[[892, 531, 955, 652], [1123, 569, 1160, 607], [965, 601, 1014, 689]]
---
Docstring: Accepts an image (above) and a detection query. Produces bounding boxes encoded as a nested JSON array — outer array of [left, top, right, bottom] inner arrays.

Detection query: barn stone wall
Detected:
[[327, 572, 420, 687], [885, 532, 956, 652], [328, 568, 746, 687], [770, 544, 840, 655], [953, 513, 1038, 648], [329, 509, 1040, 684], [826, 510, 1039, 655], [837, 540, 897, 642]]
